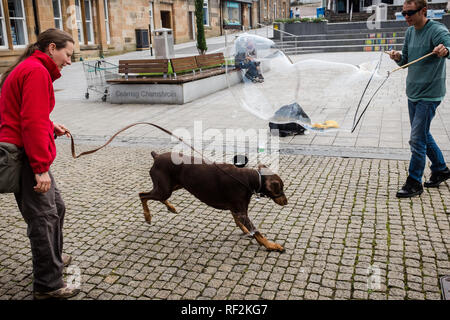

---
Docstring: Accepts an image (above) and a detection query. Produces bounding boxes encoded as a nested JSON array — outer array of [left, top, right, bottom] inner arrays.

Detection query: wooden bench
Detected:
[[170, 56, 198, 78], [118, 59, 169, 80], [107, 53, 230, 85], [195, 53, 226, 77], [195, 53, 225, 70]]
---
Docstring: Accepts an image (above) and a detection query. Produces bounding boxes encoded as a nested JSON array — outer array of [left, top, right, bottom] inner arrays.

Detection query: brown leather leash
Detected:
[[67, 122, 196, 159], [65, 122, 262, 196]]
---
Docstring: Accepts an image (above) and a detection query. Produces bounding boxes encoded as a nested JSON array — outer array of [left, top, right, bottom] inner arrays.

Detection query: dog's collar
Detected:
[[256, 169, 262, 193], [254, 169, 285, 200], [255, 169, 265, 197]]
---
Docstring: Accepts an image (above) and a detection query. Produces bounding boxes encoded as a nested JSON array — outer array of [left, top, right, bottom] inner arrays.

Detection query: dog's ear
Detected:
[[257, 164, 267, 170], [269, 180, 281, 195]]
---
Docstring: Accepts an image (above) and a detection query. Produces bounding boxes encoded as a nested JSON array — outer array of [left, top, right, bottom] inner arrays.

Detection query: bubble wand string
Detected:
[[351, 51, 435, 133], [351, 51, 384, 133]]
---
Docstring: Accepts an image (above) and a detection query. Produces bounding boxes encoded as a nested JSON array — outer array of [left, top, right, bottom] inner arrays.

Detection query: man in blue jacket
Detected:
[[389, 0, 450, 198]]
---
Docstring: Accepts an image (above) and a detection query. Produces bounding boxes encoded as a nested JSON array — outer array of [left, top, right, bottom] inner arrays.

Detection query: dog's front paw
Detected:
[[268, 242, 285, 253]]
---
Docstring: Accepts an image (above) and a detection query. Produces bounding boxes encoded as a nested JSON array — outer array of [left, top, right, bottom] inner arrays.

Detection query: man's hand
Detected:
[[53, 123, 71, 138], [34, 172, 51, 193], [432, 44, 449, 57], [388, 50, 402, 62]]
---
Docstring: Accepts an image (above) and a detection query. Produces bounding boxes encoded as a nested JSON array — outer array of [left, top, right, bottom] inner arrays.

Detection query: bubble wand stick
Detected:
[[387, 51, 435, 75]]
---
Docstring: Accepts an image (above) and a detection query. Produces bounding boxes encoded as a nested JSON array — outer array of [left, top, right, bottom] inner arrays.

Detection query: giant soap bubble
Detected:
[[225, 33, 389, 132]]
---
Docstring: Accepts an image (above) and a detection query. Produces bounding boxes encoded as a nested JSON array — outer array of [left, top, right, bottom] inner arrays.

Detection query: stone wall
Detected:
[[108, 0, 150, 52], [0, 0, 235, 71]]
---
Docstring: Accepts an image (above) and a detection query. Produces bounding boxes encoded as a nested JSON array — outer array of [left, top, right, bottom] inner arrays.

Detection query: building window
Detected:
[[0, 2, 7, 48], [265, 0, 268, 19], [8, 0, 28, 47], [84, 0, 94, 44], [52, 0, 63, 30], [203, 0, 209, 26], [104, 0, 110, 44], [75, 0, 84, 43], [223, 1, 241, 26], [75, 0, 95, 44]]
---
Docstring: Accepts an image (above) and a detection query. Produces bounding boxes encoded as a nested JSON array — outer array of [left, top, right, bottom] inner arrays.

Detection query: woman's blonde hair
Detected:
[[0, 28, 74, 88]]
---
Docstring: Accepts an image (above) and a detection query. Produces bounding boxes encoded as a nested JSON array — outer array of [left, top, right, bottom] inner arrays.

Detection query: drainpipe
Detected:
[[258, 0, 261, 26], [219, 0, 223, 36], [32, 0, 40, 36]]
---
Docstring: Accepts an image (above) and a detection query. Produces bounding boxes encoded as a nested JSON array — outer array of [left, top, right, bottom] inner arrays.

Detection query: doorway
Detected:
[[161, 10, 171, 29]]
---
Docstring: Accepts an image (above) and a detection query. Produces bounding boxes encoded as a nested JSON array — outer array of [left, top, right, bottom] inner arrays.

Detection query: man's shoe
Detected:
[[62, 254, 72, 267], [424, 167, 450, 188], [33, 284, 80, 300], [396, 176, 423, 198]]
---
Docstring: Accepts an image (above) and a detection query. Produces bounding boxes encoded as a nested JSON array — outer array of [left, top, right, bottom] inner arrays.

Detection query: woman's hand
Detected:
[[34, 172, 51, 193], [53, 123, 71, 137]]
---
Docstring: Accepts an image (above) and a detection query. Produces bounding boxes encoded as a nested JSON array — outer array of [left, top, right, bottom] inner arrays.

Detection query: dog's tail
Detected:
[[151, 151, 158, 159]]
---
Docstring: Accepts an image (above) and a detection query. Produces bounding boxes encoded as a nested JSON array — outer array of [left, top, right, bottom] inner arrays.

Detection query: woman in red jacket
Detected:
[[0, 28, 79, 299]]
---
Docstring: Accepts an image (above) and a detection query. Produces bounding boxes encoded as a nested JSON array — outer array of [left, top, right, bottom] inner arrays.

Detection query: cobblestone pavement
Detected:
[[0, 142, 449, 300]]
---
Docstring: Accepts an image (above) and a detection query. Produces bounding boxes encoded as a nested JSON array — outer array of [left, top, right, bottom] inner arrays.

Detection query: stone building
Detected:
[[259, 0, 289, 24], [0, 0, 288, 71]]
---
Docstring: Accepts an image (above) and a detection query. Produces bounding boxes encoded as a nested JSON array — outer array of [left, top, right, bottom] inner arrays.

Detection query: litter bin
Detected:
[[316, 7, 325, 18], [153, 28, 174, 59], [135, 29, 149, 50]]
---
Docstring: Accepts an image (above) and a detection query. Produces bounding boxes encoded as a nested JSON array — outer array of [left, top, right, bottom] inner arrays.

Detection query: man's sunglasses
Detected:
[[401, 8, 422, 17]]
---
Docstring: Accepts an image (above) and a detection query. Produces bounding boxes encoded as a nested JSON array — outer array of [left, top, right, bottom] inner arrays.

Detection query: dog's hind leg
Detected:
[[162, 185, 182, 214], [139, 169, 175, 223], [139, 190, 160, 224], [233, 212, 284, 252], [163, 200, 177, 214], [139, 190, 176, 223]]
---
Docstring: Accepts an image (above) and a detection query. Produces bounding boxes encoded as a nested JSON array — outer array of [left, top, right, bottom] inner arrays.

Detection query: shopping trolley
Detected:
[[82, 59, 118, 102]]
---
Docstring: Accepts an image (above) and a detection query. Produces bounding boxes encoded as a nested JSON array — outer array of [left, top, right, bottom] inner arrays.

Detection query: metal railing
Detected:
[[239, 23, 304, 56], [255, 23, 303, 55]]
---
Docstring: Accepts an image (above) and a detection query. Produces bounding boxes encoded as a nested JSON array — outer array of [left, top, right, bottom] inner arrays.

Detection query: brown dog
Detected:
[[139, 151, 287, 252]]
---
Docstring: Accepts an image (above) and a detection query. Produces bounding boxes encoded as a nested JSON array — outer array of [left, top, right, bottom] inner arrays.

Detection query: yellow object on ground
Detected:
[[312, 120, 339, 129]]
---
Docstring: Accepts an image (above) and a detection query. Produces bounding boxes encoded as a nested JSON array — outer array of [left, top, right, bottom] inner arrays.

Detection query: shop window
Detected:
[[223, 1, 241, 26], [203, 0, 209, 26], [104, 0, 110, 44], [52, 0, 63, 30], [0, 2, 7, 48], [8, 0, 28, 47]]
